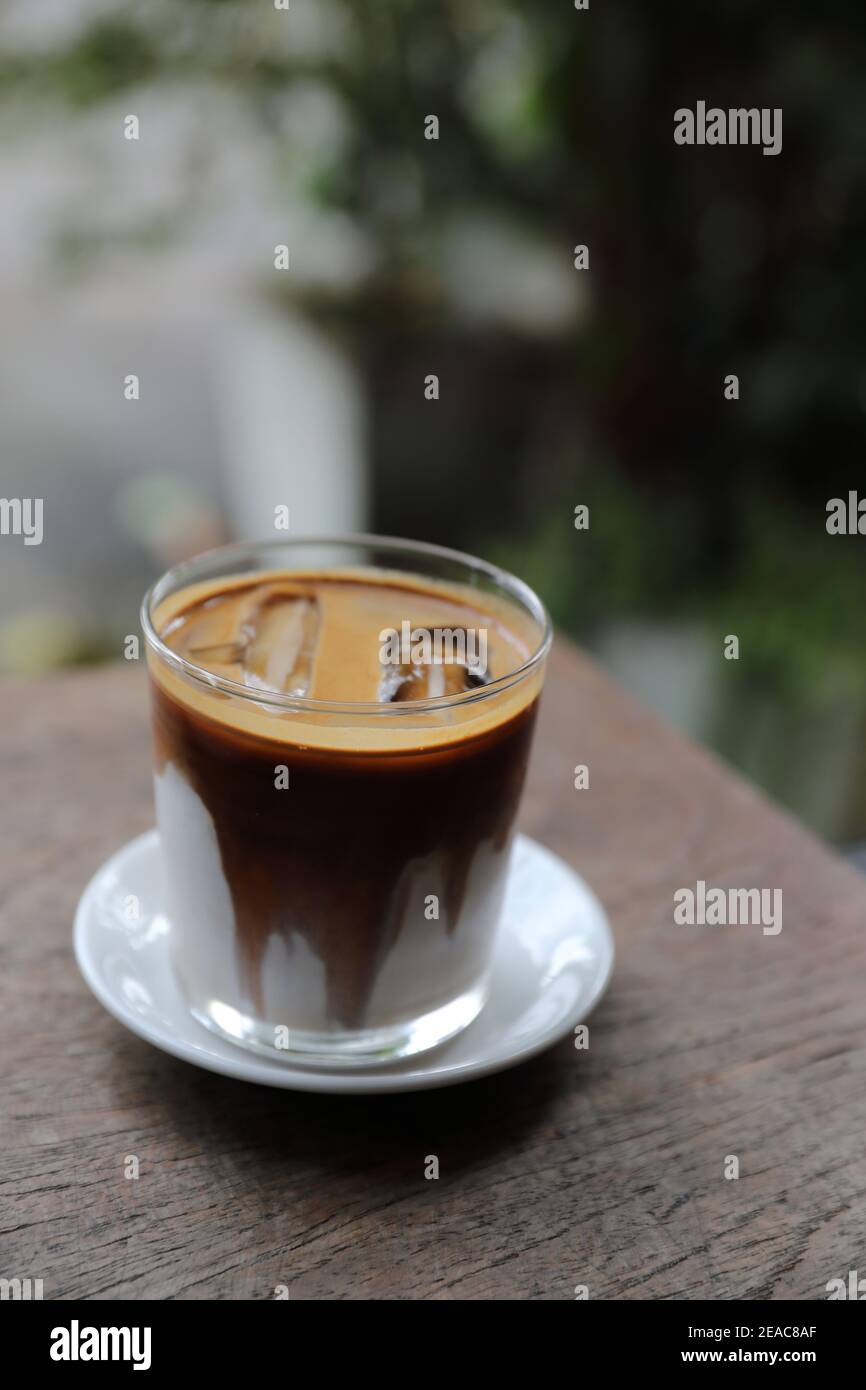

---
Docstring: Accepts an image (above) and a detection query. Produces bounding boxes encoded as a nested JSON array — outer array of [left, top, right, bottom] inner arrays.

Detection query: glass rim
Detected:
[[140, 532, 553, 716]]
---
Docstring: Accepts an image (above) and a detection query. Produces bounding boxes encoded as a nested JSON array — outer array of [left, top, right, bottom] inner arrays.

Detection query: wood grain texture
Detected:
[[2, 645, 865, 1301]]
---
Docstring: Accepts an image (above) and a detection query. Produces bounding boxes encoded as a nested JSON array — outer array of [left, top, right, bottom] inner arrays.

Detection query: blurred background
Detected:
[[1, 0, 865, 848]]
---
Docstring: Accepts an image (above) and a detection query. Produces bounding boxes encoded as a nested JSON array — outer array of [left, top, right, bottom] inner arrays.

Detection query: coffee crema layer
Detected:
[[147, 569, 544, 1032]]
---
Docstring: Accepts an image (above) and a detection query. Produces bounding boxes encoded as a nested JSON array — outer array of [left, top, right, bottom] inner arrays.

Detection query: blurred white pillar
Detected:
[[216, 307, 368, 539]]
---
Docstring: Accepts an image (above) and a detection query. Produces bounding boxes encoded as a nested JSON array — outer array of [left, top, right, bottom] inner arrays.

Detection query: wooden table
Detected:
[[3, 646, 865, 1301]]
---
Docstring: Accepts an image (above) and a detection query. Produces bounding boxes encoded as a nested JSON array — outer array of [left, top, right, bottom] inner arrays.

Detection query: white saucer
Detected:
[[74, 830, 614, 1094]]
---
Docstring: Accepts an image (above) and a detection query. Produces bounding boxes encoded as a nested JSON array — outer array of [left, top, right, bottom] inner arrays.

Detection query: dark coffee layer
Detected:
[[151, 678, 537, 1027]]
